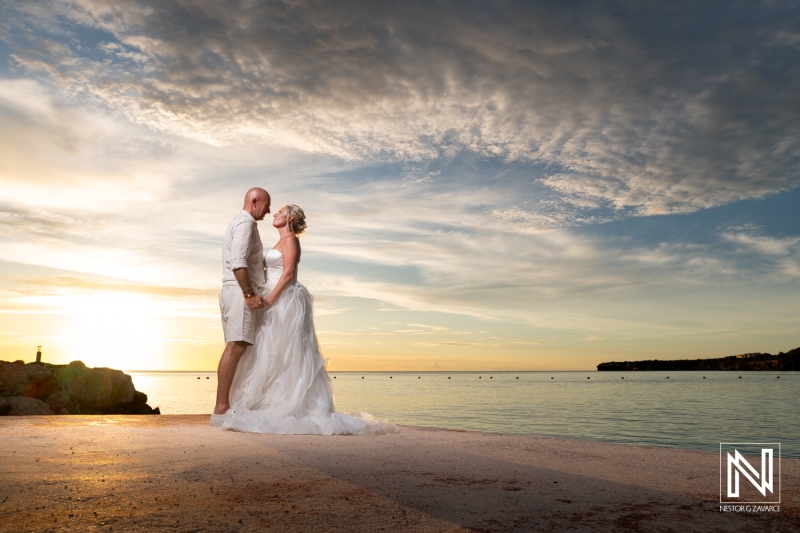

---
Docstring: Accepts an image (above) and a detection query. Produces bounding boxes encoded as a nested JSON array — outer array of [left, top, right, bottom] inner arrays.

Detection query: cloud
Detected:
[[6, 275, 215, 299], [413, 341, 500, 348], [722, 233, 800, 257], [392, 327, 470, 335], [0, 79, 175, 209], [267, 175, 800, 335], [313, 306, 353, 317], [0, 78, 324, 287], [315, 330, 362, 337], [582, 335, 605, 342], [720, 230, 800, 280], [3, 0, 799, 221], [2, 1, 800, 362]]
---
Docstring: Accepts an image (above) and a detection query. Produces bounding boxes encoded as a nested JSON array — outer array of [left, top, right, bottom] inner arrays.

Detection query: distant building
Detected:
[[735, 353, 760, 359]]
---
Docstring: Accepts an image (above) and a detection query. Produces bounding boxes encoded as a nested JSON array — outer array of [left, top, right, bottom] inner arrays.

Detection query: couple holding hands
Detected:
[[211, 187, 395, 435]]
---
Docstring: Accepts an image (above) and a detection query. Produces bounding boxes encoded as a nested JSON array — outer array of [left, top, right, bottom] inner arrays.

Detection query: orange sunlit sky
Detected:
[[1, 1, 799, 371]]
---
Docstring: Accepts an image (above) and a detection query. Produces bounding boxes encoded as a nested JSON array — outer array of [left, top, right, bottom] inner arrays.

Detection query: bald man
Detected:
[[212, 187, 271, 426]]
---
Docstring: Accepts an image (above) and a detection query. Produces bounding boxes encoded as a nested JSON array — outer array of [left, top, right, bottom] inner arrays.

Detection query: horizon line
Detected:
[[124, 369, 601, 373]]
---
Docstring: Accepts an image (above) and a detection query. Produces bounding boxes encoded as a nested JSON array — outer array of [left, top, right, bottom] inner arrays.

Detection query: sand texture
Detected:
[[1, 415, 798, 532]]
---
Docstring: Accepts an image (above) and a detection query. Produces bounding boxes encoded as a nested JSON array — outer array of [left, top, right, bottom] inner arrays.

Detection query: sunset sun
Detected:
[[61, 292, 165, 370]]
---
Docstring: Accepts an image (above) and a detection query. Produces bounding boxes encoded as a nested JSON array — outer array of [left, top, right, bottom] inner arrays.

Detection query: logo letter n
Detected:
[[727, 449, 773, 498]]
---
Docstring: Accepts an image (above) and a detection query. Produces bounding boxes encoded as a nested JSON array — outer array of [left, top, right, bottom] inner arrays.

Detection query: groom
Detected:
[[212, 187, 271, 426]]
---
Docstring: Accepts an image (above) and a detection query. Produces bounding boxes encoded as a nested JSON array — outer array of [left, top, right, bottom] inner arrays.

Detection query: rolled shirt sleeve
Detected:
[[228, 219, 253, 271], [222, 210, 265, 291]]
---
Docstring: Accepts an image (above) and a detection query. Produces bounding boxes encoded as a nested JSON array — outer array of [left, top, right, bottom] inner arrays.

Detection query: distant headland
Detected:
[[597, 346, 800, 371]]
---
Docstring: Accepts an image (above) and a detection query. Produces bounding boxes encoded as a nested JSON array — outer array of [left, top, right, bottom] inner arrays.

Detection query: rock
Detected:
[[133, 390, 148, 406], [46, 390, 81, 415], [127, 390, 156, 414], [56, 363, 135, 414], [119, 390, 161, 414], [4, 396, 54, 415], [0, 363, 59, 399], [0, 360, 158, 416]]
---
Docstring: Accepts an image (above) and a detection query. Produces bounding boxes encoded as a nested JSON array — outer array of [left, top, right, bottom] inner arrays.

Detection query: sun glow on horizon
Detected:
[[2, 2, 800, 372], [60, 292, 166, 370]]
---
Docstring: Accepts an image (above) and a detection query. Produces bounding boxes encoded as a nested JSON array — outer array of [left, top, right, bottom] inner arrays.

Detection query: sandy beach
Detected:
[[1, 415, 797, 532]]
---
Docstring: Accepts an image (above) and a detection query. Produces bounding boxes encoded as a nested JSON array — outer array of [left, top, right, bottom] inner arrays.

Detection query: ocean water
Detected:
[[129, 370, 799, 457]]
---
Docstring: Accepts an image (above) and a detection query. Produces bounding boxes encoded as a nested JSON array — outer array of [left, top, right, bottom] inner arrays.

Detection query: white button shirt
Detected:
[[221, 210, 265, 292]]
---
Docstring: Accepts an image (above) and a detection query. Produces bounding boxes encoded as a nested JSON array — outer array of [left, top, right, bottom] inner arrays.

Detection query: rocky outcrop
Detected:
[[0, 361, 59, 399], [0, 360, 159, 416], [0, 396, 10, 415], [55, 361, 136, 411], [3, 396, 53, 415]]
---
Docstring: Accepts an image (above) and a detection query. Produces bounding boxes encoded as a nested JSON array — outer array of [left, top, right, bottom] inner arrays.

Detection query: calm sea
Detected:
[[129, 370, 799, 457]]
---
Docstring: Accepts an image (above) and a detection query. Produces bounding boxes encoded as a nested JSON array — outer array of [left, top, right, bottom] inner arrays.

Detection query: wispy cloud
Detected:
[[722, 233, 800, 258], [4, 0, 799, 221], [6, 275, 215, 299], [582, 336, 606, 342], [2, 1, 800, 367], [414, 341, 501, 348], [0, 79, 174, 209]]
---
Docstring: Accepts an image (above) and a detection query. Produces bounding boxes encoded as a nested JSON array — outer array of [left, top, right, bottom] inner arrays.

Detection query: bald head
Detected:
[[243, 187, 271, 220]]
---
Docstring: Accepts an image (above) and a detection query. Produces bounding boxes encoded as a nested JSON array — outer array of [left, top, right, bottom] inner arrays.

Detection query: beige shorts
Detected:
[[219, 284, 257, 344]]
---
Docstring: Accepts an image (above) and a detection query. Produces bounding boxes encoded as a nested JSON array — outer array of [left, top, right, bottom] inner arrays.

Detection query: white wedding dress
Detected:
[[223, 249, 397, 435]]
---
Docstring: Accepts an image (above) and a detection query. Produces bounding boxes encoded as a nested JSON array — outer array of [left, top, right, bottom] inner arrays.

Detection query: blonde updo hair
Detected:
[[283, 204, 307, 235]]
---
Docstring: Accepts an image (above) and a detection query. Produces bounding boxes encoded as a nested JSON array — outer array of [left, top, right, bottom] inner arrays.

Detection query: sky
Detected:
[[0, 0, 798, 371]]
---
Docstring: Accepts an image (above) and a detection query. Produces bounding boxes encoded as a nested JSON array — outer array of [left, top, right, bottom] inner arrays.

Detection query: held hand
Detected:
[[256, 296, 274, 309], [255, 295, 272, 309], [246, 295, 264, 310]]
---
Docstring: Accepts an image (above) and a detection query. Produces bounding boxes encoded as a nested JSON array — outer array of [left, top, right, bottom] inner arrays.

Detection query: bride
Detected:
[[218, 204, 396, 435]]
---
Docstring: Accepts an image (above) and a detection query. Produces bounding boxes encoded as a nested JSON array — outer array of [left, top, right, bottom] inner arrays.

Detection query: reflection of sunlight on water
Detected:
[[130, 371, 217, 415], [129, 371, 800, 457], [61, 293, 165, 370]]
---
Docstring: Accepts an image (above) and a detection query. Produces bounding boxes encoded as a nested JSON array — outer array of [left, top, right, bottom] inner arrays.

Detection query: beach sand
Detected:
[[1, 415, 797, 532]]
